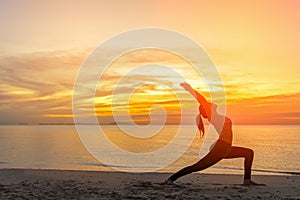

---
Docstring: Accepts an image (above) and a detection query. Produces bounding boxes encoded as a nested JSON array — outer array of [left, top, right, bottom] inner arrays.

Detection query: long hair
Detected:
[[196, 105, 205, 137]]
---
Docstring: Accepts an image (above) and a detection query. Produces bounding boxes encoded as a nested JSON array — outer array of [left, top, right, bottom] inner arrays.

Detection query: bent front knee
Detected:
[[248, 149, 254, 159]]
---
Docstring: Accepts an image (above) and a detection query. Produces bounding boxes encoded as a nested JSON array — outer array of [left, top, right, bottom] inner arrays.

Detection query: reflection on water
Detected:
[[102, 124, 179, 153], [0, 125, 299, 175]]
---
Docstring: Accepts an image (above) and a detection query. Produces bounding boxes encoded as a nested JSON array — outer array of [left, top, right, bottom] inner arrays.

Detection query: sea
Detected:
[[0, 125, 299, 176]]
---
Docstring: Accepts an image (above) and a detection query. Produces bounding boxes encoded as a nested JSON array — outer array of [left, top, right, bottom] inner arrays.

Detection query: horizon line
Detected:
[[0, 123, 299, 126]]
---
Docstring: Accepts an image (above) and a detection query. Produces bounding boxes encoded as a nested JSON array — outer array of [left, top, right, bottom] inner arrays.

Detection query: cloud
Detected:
[[0, 49, 85, 123], [0, 48, 299, 125], [227, 92, 300, 125]]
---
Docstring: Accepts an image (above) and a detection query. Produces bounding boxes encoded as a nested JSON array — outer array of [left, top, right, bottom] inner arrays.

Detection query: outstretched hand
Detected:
[[180, 82, 192, 91]]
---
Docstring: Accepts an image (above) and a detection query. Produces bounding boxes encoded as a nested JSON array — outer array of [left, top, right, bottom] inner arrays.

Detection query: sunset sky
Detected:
[[0, 0, 299, 124]]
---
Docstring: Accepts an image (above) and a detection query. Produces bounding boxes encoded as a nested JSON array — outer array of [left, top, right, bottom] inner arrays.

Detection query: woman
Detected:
[[165, 82, 263, 186]]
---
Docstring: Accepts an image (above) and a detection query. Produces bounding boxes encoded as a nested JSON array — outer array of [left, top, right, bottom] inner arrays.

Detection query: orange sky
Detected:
[[0, 0, 299, 124]]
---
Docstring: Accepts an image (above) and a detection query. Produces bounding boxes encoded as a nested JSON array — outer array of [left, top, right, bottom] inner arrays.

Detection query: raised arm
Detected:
[[180, 82, 212, 113]]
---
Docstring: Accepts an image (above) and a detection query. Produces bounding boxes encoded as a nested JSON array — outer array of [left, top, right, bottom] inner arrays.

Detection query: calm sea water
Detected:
[[0, 125, 299, 175]]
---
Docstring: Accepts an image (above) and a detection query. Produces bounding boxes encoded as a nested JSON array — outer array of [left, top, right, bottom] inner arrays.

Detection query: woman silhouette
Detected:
[[165, 82, 262, 186]]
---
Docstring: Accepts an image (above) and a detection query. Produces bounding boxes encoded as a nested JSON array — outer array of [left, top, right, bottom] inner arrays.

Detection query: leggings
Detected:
[[169, 140, 254, 181]]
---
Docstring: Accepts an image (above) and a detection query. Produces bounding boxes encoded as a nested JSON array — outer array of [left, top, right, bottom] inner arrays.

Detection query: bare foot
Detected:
[[243, 179, 266, 186]]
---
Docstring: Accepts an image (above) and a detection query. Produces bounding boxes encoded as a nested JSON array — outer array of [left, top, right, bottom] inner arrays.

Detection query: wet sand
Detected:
[[0, 169, 299, 199]]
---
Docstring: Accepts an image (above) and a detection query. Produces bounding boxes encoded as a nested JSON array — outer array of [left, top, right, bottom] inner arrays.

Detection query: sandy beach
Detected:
[[0, 169, 298, 199]]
